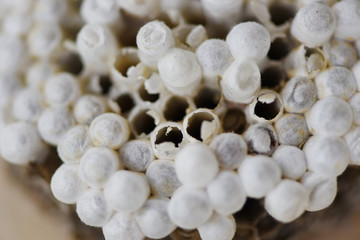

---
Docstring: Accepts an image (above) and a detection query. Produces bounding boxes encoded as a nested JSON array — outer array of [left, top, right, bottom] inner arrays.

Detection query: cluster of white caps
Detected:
[[0, 0, 360, 239]]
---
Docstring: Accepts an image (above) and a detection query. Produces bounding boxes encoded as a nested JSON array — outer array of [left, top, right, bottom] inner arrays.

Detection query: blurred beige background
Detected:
[[0, 160, 73, 240]]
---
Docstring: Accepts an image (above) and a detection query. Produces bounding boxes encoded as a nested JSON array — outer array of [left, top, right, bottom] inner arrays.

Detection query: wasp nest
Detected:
[[0, 0, 360, 240]]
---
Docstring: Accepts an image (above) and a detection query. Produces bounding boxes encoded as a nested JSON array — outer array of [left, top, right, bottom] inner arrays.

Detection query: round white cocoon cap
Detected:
[[57, 125, 92, 163], [90, 113, 129, 149], [201, 0, 243, 19], [34, 0, 67, 22], [2, 12, 32, 36], [221, 59, 261, 104], [76, 189, 113, 227], [303, 136, 350, 177], [238, 155, 281, 198], [274, 114, 309, 147], [26, 61, 55, 89], [134, 198, 176, 239], [301, 171, 337, 212], [12, 87, 42, 122], [175, 142, 219, 188], [344, 126, 360, 165], [315, 66, 356, 100], [226, 22, 270, 63], [291, 3, 336, 47], [28, 23, 62, 58], [118, 0, 159, 18], [50, 164, 86, 204], [307, 96, 352, 136], [80, 0, 120, 24], [120, 139, 154, 172], [104, 170, 150, 213], [136, 20, 175, 67], [195, 39, 233, 86], [333, 0, 360, 40], [197, 213, 236, 240], [73, 95, 108, 125], [0, 121, 47, 165], [168, 187, 213, 230], [76, 23, 118, 73], [44, 73, 81, 107], [322, 39, 358, 69], [349, 93, 360, 125], [146, 160, 181, 197], [210, 133, 247, 170], [281, 76, 317, 114], [0, 74, 21, 108], [80, 147, 120, 188], [37, 107, 75, 145], [158, 48, 202, 96], [352, 61, 360, 91], [265, 180, 309, 223], [201, 0, 243, 26], [207, 171, 246, 215], [272, 145, 307, 180], [0, 34, 26, 75], [103, 213, 144, 240]]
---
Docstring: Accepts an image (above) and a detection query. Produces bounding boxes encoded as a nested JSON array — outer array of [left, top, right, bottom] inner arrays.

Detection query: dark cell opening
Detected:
[[186, 112, 214, 141], [154, 126, 183, 147], [117, 10, 147, 46], [234, 198, 265, 226], [163, 96, 189, 122], [261, 65, 285, 89], [60, 6, 82, 42], [254, 96, 282, 120], [193, 87, 221, 110], [172, 228, 201, 239], [29, 146, 62, 183], [58, 52, 83, 75], [132, 110, 156, 135], [269, 2, 296, 26], [256, 214, 280, 237], [268, 38, 292, 60], [115, 93, 135, 114], [222, 108, 248, 134], [138, 83, 159, 103], [99, 75, 112, 94], [114, 53, 139, 77]]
